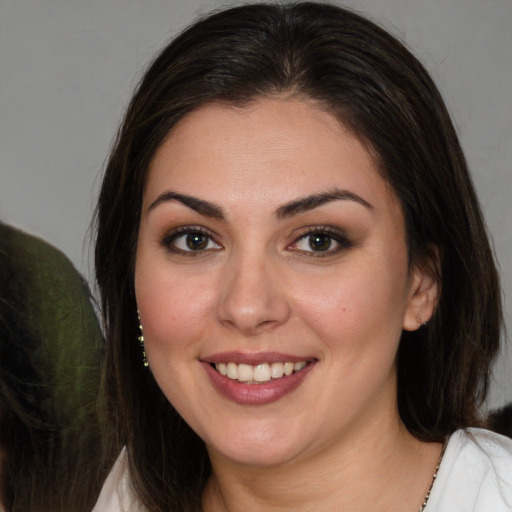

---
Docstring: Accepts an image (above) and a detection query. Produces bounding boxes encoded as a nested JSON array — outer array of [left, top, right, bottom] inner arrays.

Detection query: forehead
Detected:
[[144, 98, 399, 219]]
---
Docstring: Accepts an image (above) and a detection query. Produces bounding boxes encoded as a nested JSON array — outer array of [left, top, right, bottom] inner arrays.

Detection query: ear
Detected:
[[402, 262, 439, 332]]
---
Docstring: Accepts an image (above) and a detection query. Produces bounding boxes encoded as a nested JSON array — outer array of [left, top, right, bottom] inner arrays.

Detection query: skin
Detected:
[[135, 97, 441, 511]]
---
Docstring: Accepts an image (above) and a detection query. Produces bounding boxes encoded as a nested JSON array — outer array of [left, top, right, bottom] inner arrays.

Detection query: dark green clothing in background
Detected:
[[0, 223, 107, 511]]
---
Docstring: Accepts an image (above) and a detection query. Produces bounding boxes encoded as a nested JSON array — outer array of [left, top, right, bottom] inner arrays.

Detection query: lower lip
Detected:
[[201, 361, 316, 405]]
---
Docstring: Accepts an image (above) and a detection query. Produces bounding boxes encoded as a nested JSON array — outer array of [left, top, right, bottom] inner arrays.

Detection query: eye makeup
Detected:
[[159, 225, 222, 256], [288, 225, 353, 258]]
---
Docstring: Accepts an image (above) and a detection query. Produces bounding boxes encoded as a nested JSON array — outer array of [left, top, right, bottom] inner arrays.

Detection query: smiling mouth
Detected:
[[211, 361, 310, 384]]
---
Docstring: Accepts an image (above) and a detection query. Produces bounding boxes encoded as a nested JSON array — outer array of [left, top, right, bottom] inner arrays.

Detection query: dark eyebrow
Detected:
[[147, 191, 225, 219], [275, 189, 373, 219], [147, 188, 372, 220]]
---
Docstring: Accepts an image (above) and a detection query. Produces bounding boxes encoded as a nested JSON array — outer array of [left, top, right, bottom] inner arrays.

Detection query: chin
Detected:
[[205, 426, 306, 468]]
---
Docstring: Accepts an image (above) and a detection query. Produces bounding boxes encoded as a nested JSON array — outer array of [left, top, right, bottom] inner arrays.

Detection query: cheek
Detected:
[[135, 260, 216, 357], [134, 262, 217, 417], [291, 259, 409, 356]]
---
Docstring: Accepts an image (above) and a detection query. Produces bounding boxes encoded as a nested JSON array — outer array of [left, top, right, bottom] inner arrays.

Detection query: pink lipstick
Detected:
[[201, 353, 316, 405]]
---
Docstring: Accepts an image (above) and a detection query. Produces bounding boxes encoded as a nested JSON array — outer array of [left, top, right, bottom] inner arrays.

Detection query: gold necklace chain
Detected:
[[418, 440, 447, 512]]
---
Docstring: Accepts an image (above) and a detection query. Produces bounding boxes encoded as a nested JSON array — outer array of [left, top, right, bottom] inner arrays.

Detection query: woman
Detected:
[[93, 3, 512, 511]]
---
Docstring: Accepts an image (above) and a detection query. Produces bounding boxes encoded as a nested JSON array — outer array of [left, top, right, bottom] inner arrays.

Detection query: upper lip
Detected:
[[202, 352, 316, 365]]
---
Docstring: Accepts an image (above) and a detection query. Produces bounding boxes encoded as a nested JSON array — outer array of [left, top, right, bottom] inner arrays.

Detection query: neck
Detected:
[[203, 411, 442, 512]]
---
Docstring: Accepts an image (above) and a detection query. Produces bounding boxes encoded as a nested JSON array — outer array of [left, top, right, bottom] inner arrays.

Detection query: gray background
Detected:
[[1, 0, 511, 409]]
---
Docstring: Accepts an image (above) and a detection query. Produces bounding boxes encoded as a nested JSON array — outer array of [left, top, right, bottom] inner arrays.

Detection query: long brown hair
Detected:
[[95, 3, 502, 510]]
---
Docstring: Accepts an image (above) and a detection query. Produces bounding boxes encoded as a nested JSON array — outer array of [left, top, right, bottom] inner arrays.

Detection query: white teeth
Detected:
[[270, 362, 284, 379], [253, 363, 271, 382], [227, 362, 238, 379], [283, 362, 294, 375], [237, 364, 253, 382], [214, 360, 308, 382]]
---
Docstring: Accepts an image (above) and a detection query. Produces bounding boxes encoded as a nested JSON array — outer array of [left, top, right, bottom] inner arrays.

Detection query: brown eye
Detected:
[[290, 228, 351, 257], [307, 233, 332, 252], [186, 233, 209, 250], [162, 228, 221, 254]]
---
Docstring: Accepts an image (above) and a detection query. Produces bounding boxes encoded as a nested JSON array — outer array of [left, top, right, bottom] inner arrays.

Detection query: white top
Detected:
[[92, 428, 512, 511], [425, 428, 512, 511], [91, 445, 142, 512]]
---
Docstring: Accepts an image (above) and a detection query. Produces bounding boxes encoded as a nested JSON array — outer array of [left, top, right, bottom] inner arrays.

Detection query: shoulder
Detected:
[[426, 428, 512, 511], [92, 448, 146, 512]]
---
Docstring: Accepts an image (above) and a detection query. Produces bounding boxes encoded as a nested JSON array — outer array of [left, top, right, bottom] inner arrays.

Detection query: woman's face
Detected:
[[135, 98, 433, 467]]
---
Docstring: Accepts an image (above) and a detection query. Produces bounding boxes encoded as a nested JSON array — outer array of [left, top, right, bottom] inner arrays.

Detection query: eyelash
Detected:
[[160, 226, 221, 256], [289, 226, 352, 257], [159, 225, 352, 258]]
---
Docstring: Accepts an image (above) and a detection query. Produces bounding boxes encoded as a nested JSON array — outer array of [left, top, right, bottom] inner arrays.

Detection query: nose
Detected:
[[216, 251, 291, 335]]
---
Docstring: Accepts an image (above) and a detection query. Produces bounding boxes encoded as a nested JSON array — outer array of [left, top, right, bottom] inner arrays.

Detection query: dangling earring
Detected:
[[137, 311, 149, 368]]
